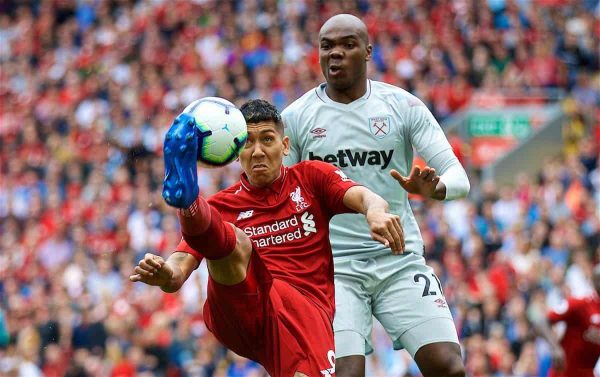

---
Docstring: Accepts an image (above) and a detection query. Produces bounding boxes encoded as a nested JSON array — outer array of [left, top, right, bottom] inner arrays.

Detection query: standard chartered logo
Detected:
[[245, 212, 316, 248], [301, 212, 316, 236]]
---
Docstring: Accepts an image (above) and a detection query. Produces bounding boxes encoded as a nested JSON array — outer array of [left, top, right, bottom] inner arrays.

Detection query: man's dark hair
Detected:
[[239, 99, 284, 134]]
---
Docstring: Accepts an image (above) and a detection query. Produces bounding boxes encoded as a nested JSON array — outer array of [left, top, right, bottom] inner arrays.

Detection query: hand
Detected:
[[366, 209, 405, 254], [550, 347, 566, 372], [390, 166, 439, 198], [130, 253, 174, 289]]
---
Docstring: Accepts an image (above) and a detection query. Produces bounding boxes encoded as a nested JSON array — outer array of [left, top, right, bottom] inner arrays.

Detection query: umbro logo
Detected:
[[434, 298, 447, 308], [237, 210, 254, 220], [310, 127, 327, 139]]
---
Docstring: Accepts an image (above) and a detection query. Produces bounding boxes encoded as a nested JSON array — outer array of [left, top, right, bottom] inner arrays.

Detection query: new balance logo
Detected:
[[309, 149, 394, 169], [237, 210, 254, 220]]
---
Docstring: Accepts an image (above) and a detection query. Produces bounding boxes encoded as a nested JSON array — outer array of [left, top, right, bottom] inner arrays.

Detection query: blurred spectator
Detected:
[[0, 0, 598, 376]]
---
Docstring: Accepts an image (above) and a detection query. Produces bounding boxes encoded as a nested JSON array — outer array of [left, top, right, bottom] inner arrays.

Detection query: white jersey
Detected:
[[282, 80, 460, 261]]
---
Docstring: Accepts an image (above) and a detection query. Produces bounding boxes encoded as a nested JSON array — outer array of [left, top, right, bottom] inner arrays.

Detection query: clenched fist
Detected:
[[366, 209, 404, 255], [130, 253, 174, 288]]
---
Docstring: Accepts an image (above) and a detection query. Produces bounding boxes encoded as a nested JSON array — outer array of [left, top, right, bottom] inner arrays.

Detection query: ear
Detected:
[[365, 44, 373, 61], [282, 136, 290, 156]]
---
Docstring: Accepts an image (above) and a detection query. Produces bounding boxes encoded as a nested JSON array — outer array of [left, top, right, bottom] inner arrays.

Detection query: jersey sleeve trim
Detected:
[[175, 237, 204, 265]]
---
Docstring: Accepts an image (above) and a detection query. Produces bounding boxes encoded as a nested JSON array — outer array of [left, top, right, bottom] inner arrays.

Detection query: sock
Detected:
[[177, 196, 237, 260]]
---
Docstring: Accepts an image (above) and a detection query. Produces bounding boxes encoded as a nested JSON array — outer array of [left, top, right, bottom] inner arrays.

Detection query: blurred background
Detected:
[[0, 0, 598, 376]]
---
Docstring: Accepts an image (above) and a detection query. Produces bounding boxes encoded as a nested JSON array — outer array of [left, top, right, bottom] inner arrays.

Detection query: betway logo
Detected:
[[244, 212, 316, 248], [309, 150, 393, 169]]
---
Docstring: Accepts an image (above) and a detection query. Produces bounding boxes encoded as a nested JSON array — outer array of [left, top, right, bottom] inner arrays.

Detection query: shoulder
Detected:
[[288, 160, 336, 179], [569, 297, 585, 306], [370, 80, 427, 109], [574, 296, 597, 310], [282, 85, 324, 120], [564, 297, 585, 313], [290, 160, 334, 172], [207, 182, 243, 206]]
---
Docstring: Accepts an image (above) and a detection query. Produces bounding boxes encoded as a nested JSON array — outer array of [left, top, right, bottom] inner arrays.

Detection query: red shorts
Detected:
[[203, 251, 336, 377]]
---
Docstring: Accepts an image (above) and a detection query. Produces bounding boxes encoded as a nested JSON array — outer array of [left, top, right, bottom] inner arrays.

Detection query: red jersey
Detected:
[[177, 160, 359, 320], [548, 296, 600, 377]]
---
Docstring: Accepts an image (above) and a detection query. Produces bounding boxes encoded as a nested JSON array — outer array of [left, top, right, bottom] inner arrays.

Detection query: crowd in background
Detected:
[[0, 0, 599, 376]]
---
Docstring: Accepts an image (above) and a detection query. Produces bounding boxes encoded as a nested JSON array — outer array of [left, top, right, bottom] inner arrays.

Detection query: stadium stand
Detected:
[[0, 0, 598, 376]]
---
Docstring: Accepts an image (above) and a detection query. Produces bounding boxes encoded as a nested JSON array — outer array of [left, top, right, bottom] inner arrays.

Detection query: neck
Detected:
[[325, 79, 367, 104]]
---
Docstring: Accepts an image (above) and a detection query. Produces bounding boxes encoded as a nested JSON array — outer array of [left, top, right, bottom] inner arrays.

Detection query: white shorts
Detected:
[[333, 252, 459, 358]]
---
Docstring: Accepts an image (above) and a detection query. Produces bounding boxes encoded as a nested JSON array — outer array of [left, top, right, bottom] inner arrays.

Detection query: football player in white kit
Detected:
[[282, 14, 469, 377]]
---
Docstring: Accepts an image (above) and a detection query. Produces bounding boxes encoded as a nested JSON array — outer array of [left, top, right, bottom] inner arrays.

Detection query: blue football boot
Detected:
[[162, 113, 199, 209]]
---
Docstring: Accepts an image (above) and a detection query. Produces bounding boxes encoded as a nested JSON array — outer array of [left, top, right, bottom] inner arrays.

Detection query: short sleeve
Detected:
[[301, 160, 360, 216], [175, 237, 204, 264]]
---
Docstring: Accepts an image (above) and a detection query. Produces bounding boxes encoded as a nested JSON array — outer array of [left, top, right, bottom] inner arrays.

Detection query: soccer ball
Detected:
[[181, 97, 248, 167]]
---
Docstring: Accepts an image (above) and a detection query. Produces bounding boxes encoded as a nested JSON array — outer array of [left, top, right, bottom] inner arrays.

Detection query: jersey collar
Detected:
[[239, 165, 288, 195], [316, 79, 372, 108]]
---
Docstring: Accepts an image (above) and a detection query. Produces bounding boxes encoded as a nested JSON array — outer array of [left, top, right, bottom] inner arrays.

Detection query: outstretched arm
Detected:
[[342, 186, 405, 254], [396, 97, 470, 200], [130, 252, 199, 293]]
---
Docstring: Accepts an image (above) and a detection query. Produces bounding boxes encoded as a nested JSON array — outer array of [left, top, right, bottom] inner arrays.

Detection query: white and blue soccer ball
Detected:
[[181, 97, 248, 167]]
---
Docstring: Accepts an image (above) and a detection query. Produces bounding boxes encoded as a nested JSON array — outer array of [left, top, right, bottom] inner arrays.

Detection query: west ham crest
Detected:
[[369, 117, 391, 139]]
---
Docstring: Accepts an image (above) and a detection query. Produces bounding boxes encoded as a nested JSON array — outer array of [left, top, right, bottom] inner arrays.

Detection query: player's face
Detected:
[[240, 121, 289, 188], [319, 27, 371, 91]]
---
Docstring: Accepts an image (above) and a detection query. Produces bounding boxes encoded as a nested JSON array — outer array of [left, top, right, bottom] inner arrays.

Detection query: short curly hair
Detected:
[[239, 99, 284, 135]]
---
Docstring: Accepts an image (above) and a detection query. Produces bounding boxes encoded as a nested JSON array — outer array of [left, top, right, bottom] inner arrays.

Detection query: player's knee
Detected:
[[432, 354, 465, 377], [445, 358, 466, 377], [416, 342, 465, 377]]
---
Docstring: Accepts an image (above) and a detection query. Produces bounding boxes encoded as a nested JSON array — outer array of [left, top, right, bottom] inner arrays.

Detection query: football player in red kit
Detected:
[[130, 99, 404, 377], [534, 264, 600, 377]]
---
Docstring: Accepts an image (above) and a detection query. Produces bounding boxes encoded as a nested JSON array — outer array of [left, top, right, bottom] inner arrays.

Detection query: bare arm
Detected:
[[343, 185, 388, 214], [130, 251, 200, 293], [342, 186, 405, 254]]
